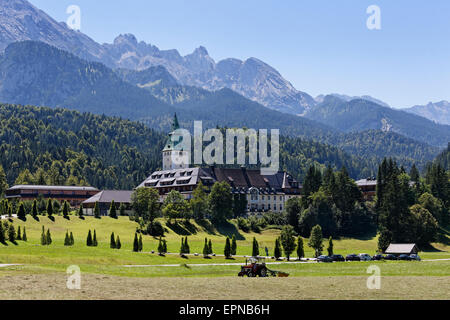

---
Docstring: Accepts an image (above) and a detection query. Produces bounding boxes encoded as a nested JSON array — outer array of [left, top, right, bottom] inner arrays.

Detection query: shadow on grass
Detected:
[[48, 216, 55, 222], [79, 216, 85, 220], [32, 215, 40, 222], [196, 219, 217, 235], [215, 220, 245, 240], [166, 221, 199, 236]]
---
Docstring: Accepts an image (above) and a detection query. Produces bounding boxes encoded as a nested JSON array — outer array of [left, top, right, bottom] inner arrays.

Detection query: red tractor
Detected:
[[238, 257, 288, 277]]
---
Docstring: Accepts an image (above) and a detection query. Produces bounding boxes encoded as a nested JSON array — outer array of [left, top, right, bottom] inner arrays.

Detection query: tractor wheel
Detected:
[[248, 272, 256, 277], [260, 268, 267, 277]]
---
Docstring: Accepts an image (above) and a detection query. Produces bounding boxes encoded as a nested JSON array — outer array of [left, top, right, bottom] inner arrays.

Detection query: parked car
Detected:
[[317, 255, 333, 263], [331, 254, 345, 262], [345, 254, 361, 261], [372, 254, 384, 261], [398, 254, 412, 261], [410, 254, 421, 261], [384, 254, 397, 260], [358, 253, 372, 261]]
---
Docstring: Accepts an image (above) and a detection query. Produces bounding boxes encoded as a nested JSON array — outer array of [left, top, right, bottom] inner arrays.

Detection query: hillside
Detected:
[[404, 101, 450, 125], [305, 95, 450, 147], [0, 103, 166, 189]]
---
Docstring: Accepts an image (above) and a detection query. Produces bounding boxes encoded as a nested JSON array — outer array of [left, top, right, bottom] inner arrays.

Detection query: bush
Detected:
[[147, 221, 165, 237], [237, 217, 250, 232]]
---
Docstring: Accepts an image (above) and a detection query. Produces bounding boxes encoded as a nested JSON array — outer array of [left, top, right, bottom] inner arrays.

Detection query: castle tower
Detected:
[[162, 114, 190, 170]]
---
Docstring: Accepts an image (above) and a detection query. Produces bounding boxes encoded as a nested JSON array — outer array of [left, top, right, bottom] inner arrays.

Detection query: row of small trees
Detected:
[[0, 221, 26, 244]]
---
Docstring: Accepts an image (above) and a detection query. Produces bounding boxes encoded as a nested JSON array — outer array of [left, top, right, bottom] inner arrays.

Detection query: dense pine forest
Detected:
[[0, 104, 165, 190]]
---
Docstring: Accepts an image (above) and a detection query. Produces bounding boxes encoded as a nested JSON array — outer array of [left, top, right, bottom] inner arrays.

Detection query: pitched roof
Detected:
[[82, 190, 133, 204], [8, 185, 98, 192], [385, 243, 419, 254]]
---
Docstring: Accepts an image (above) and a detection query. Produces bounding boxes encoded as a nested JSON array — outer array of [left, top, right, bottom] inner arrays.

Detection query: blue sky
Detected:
[[29, 0, 450, 108]]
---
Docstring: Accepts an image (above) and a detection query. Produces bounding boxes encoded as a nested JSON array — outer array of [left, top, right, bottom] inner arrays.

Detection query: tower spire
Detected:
[[172, 113, 180, 131]]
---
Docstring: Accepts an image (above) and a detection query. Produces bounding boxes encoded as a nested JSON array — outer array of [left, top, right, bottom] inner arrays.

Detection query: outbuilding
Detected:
[[385, 243, 419, 255]]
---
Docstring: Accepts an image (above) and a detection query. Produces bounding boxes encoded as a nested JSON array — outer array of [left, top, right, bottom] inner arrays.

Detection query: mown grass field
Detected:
[[0, 215, 448, 299]]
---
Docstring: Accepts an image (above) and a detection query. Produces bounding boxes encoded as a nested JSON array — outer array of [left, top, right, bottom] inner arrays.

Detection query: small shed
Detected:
[[385, 243, 419, 255]]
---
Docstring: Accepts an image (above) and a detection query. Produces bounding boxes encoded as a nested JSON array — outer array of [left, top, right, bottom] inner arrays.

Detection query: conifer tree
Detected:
[[184, 237, 190, 254], [327, 237, 334, 256], [163, 239, 167, 253], [109, 200, 117, 219], [41, 226, 47, 245], [274, 238, 282, 260], [180, 238, 185, 255], [17, 202, 26, 221], [46, 229, 52, 245], [203, 238, 209, 257], [119, 203, 126, 216], [231, 234, 237, 256], [138, 234, 143, 252], [110, 232, 116, 249], [32, 200, 38, 218], [8, 224, 16, 243], [16, 226, 22, 240], [22, 227, 27, 242], [93, 230, 98, 247], [46, 198, 53, 217], [116, 236, 121, 249], [86, 230, 93, 246], [0, 222, 5, 244], [296, 237, 304, 260], [64, 231, 70, 246], [62, 201, 70, 219], [133, 233, 139, 252], [94, 201, 100, 219], [78, 204, 84, 218], [224, 237, 232, 258], [69, 232, 74, 246], [157, 237, 164, 255], [208, 239, 213, 255], [252, 237, 259, 257]]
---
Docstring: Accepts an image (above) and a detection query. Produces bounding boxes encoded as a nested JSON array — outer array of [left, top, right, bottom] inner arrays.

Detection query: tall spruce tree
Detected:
[[184, 237, 190, 254], [110, 232, 116, 249], [62, 201, 70, 219], [86, 230, 93, 246], [64, 231, 70, 246], [45, 228, 52, 245], [252, 237, 259, 257], [0, 222, 6, 244], [22, 227, 27, 242], [32, 200, 38, 218], [203, 238, 209, 257], [224, 237, 232, 258], [231, 234, 237, 256], [139, 234, 143, 252], [41, 226, 47, 245], [296, 237, 304, 260], [93, 230, 98, 247], [133, 233, 139, 252], [16, 226, 21, 240], [17, 202, 26, 221], [46, 198, 53, 217], [208, 239, 213, 255], [109, 200, 117, 219], [94, 201, 100, 219], [327, 237, 334, 256], [8, 224, 16, 243], [69, 232, 74, 245], [78, 204, 84, 218], [116, 236, 121, 249], [274, 238, 282, 260]]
